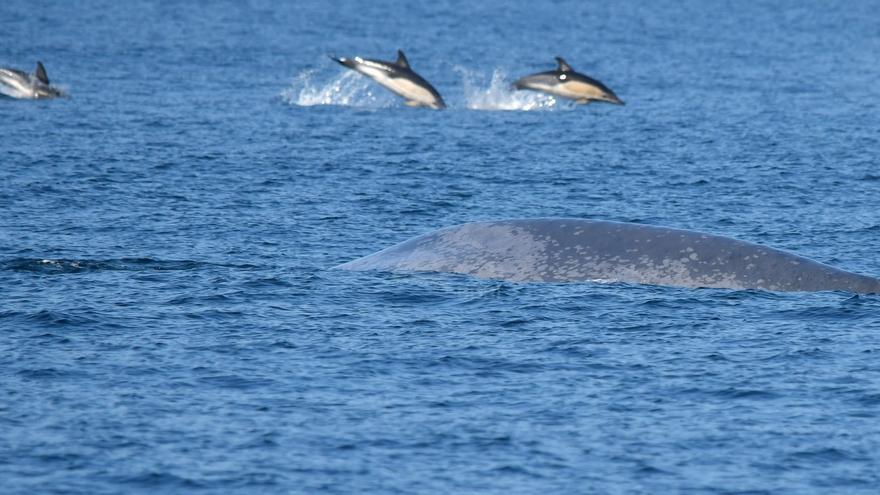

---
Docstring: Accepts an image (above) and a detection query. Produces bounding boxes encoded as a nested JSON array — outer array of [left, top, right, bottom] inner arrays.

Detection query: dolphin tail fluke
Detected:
[[35, 61, 49, 84]]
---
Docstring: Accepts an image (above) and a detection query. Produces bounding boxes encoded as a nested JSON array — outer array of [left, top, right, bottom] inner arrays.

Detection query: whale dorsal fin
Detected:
[[555, 57, 573, 72], [395, 50, 410, 69], [35, 61, 49, 84]]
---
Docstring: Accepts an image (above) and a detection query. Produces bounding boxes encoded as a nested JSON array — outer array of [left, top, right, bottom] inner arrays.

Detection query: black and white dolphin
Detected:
[[0, 61, 63, 99], [513, 57, 623, 105], [337, 218, 880, 293], [330, 50, 446, 109]]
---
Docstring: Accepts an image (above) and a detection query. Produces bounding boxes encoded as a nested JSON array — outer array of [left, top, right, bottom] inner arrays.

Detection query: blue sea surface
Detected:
[[2, 0, 880, 493]]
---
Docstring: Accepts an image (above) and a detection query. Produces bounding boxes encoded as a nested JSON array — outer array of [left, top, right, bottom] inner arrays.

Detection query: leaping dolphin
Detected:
[[513, 57, 623, 105], [330, 50, 446, 109], [0, 61, 63, 99], [336, 218, 880, 293]]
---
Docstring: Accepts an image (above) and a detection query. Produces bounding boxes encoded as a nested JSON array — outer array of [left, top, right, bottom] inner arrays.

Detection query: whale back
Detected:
[[337, 219, 880, 293]]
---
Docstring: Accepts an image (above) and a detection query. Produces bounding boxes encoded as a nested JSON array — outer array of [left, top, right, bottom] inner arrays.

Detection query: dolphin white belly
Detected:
[[353, 65, 439, 106], [0, 69, 36, 98]]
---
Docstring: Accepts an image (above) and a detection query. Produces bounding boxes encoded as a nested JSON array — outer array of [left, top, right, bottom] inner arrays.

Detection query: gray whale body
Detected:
[[337, 218, 880, 293]]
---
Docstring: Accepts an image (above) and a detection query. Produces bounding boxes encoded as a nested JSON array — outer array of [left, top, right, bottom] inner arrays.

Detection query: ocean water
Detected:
[[2, 0, 880, 493]]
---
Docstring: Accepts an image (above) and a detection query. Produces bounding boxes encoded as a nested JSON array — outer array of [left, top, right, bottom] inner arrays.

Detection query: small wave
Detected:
[[114, 472, 205, 490], [280, 69, 393, 108], [457, 67, 559, 111], [2, 258, 256, 274]]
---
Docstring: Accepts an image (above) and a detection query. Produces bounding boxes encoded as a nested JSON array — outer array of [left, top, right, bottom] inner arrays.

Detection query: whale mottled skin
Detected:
[[513, 57, 623, 105], [330, 50, 445, 109], [337, 218, 880, 293], [0, 61, 63, 99]]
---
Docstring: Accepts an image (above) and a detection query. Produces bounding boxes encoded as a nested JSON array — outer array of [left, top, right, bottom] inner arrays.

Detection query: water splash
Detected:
[[458, 67, 558, 111], [282, 66, 564, 111], [280, 69, 393, 108]]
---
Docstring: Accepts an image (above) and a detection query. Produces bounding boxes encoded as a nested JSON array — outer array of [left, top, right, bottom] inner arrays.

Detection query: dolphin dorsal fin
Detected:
[[395, 50, 410, 69], [555, 57, 573, 72], [35, 61, 49, 84]]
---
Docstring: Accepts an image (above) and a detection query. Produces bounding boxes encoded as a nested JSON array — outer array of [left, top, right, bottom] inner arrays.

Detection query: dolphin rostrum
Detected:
[[0, 61, 63, 99], [330, 50, 446, 109], [336, 218, 880, 293], [513, 57, 623, 105]]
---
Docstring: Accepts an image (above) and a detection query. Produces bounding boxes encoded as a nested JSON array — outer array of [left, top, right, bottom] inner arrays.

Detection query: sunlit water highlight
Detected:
[[458, 68, 558, 111]]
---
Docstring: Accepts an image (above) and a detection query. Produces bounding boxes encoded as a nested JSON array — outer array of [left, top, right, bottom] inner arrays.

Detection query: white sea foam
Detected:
[[280, 69, 394, 108], [457, 67, 558, 111]]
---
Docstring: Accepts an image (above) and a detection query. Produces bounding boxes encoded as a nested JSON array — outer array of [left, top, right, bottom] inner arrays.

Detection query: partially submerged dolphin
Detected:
[[0, 61, 63, 99], [337, 218, 880, 293], [330, 50, 446, 109], [513, 57, 623, 105]]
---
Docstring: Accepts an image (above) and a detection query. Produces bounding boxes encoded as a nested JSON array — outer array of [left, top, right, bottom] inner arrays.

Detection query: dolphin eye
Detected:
[[559, 74, 567, 80]]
